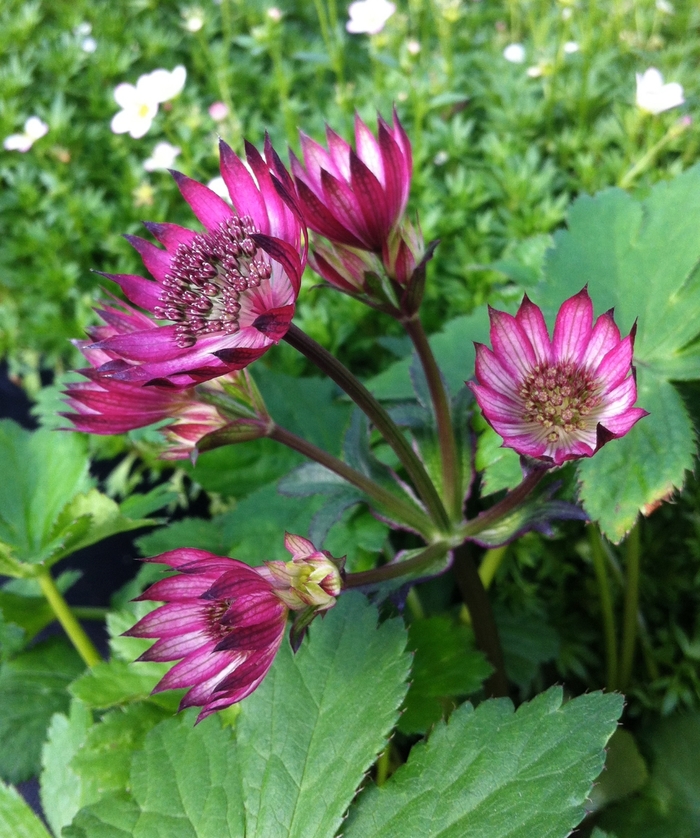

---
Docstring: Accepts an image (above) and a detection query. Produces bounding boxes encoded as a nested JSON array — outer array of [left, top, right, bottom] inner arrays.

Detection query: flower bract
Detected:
[[126, 535, 343, 720], [469, 288, 647, 466], [84, 138, 306, 388], [635, 67, 684, 114]]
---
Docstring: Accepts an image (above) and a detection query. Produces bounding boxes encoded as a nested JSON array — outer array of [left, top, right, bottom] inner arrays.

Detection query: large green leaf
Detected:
[[0, 779, 52, 838], [65, 594, 410, 838], [0, 637, 84, 783], [534, 171, 700, 540], [344, 687, 623, 838]]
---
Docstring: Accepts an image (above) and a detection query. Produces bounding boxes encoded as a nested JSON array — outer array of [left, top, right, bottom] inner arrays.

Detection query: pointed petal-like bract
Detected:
[[468, 288, 647, 466]]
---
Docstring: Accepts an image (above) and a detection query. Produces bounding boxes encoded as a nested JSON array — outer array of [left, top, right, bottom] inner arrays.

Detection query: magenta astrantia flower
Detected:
[[86, 137, 306, 389], [291, 109, 412, 254], [63, 309, 270, 457], [125, 535, 343, 721], [469, 288, 648, 466]]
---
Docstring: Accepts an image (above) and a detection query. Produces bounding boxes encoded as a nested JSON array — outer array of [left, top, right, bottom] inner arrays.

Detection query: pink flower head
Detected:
[[291, 108, 412, 254], [85, 137, 306, 389], [62, 308, 270, 457], [469, 288, 648, 466], [126, 536, 343, 721]]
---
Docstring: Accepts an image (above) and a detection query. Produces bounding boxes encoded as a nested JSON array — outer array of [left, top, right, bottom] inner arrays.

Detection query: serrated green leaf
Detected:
[[40, 699, 92, 837], [535, 171, 700, 540], [0, 590, 54, 645], [0, 779, 52, 838], [0, 637, 84, 783], [65, 594, 410, 838], [69, 659, 168, 710], [399, 617, 492, 734], [135, 515, 230, 559], [495, 606, 560, 693], [474, 422, 523, 495], [345, 687, 623, 838]]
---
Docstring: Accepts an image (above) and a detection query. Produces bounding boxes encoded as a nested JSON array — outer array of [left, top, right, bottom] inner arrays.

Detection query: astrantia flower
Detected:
[[346, 0, 396, 34], [84, 138, 306, 388], [62, 321, 269, 458], [143, 141, 181, 172], [125, 535, 343, 720], [469, 289, 647, 466], [3, 116, 49, 152], [636, 68, 684, 115], [291, 109, 412, 254], [111, 66, 187, 138]]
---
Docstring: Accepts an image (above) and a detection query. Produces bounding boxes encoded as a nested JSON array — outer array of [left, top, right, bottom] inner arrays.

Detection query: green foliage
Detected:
[[0, 779, 52, 838], [0, 637, 84, 783], [345, 688, 623, 838], [399, 616, 492, 734], [64, 593, 411, 837]]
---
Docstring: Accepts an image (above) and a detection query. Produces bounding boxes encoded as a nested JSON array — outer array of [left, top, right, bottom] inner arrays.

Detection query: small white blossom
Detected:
[[207, 176, 232, 202], [184, 9, 204, 31], [208, 101, 229, 122], [636, 68, 684, 115], [563, 40, 579, 54], [503, 43, 526, 63], [3, 116, 49, 152], [407, 39, 421, 55], [81, 36, 97, 52], [111, 66, 187, 139], [527, 65, 543, 78], [267, 7, 283, 21], [561, 7, 572, 20], [143, 141, 181, 172], [655, 0, 674, 13], [433, 150, 449, 166], [346, 0, 396, 35], [75, 22, 92, 36]]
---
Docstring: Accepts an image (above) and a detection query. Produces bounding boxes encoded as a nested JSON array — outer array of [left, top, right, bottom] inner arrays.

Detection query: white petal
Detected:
[[114, 82, 138, 109], [3, 133, 32, 152], [503, 43, 526, 63], [24, 117, 48, 140]]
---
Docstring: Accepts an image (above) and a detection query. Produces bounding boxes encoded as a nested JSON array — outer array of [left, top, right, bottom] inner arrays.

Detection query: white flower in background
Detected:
[[503, 43, 526, 63], [81, 36, 97, 52], [346, 0, 396, 35], [143, 141, 181, 171], [655, 0, 674, 13], [208, 101, 229, 121], [563, 40, 579, 54], [407, 39, 421, 55], [111, 66, 187, 139], [561, 7, 572, 20], [636, 67, 684, 115], [184, 9, 204, 32], [267, 7, 283, 21], [207, 176, 232, 202], [527, 64, 544, 78], [3, 116, 49, 152], [75, 22, 92, 36]]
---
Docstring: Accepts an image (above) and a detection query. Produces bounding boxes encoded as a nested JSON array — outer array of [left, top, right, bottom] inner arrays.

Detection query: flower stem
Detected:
[[283, 323, 451, 532], [618, 119, 690, 190], [268, 423, 436, 538], [460, 467, 548, 539], [589, 524, 619, 692], [403, 315, 462, 521], [619, 520, 641, 691], [344, 541, 449, 588], [453, 542, 508, 697], [37, 570, 102, 668]]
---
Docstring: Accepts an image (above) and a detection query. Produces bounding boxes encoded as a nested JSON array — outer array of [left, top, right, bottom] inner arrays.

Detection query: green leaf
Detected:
[[65, 594, 410, 838], [536, 171, 700, 540], [589, 729, 648, 811], [0, 779, 52, 838], [69, 659, 168, 710], [0, 589, 54, 645], [40, 699, 92, 838], [399, 617, 492, 734], [236, 592, 410, 838], [135, 515, 231, 559], [599, 713, 700, 837], [474, 421, 523, 495], [345, 687, 623, 838], [495, 606, 560, 693], [0, 637, 84, 783]]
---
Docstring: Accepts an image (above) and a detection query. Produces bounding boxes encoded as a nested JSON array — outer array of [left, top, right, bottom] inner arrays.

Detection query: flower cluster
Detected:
[[126, 534, 343, 720]]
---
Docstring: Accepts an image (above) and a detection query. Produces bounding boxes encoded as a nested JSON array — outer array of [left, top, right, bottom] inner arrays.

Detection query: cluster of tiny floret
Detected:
[[153, 214, 272, 348], [519, 362, 602, 442]]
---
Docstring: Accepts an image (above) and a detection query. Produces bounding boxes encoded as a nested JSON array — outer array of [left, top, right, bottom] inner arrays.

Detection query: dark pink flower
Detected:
[[63, 317, 269, 458], [126, 535, 343, 721], [469, 289, 648, 466], [291, 109, 412, 254], [86, 138, 306, 388]]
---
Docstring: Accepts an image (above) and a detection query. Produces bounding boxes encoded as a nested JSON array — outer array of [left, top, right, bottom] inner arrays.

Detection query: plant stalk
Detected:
[[619, 520, 641, 691], [403, 315, 462, 521], [453, 542, 508, 697], [283, 324, 451, 531], [344, 541, 449, 588], [461, 467, 548, 538], [37, 570, 102, 668], [268, 423, 436, 538], [589, 524, 619, 692]]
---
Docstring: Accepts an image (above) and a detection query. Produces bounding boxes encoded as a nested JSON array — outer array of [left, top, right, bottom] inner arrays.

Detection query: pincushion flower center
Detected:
[[155, 214, 272, 348], [519, 362, 602, 441]]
